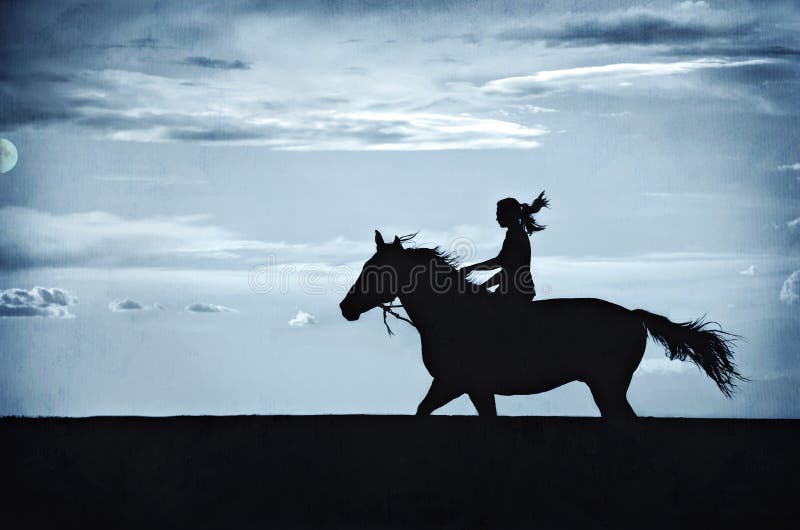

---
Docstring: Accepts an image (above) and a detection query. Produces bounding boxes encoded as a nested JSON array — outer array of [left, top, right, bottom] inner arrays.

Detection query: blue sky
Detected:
[[1, 0, 799, 417]]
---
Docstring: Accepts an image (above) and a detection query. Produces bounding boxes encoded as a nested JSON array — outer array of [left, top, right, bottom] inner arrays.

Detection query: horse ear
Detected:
[[393, 235, 402, 247], [374, 230, 385, 249]]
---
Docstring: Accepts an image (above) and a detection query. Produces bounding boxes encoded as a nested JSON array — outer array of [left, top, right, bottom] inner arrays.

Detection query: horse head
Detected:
[[339, 230, 405, 321]]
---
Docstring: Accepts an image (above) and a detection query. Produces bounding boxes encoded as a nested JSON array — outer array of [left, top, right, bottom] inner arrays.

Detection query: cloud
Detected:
[[4, 1, 795, 149], [108, 298, 145, 312], [66, 70, 548, 149], [498, 13, 753, 47], [739, 265, 759, 277], [96, 37, 165, 50], [0, 78, 79, 128], [0, 207, 266, 269], [780, 270, 800, 305], [182, 56, 250, 70], [0, 206, 387, 270], [2, 0, 797, 149], [482, 58, 776, 96], [185, 302, 237, 313], [167, 127, 266, 142], [4, 208, 787, 280], [276, 111, 547, 151], [0, 287, 76, 318], [36, 66, 547, 148], [787, 217, 800, 234], [677, 1, 708, 9], [778, 163, 800, 171], [288, 310, 316, 327], [127, 37, 161, 49], [661, 45, 800, 59], [428, 32, 482, 44]]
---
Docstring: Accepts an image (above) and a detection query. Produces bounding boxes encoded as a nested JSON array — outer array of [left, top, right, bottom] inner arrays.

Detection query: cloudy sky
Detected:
[[1, 0, 799, 417]]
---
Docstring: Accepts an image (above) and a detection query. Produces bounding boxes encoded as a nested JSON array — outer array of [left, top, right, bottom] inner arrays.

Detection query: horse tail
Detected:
[[634, 309, 745, 397]]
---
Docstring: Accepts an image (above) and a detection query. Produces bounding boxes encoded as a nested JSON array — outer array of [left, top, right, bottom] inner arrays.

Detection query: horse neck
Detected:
[[395, 264, 458, 332]]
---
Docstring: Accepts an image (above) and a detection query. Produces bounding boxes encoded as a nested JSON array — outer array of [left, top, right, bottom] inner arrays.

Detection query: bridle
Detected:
[[379, 303, 416, 336]]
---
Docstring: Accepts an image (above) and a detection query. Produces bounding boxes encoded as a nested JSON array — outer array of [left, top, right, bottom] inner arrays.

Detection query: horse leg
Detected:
[[589, 335, 642, 422], [468, 393, 497, 417], [588, 380, 636, 421], [416, 379, 463, 415]]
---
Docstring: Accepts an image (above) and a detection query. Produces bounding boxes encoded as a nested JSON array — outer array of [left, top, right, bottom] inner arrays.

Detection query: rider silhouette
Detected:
[[460, 192, 549, 303]]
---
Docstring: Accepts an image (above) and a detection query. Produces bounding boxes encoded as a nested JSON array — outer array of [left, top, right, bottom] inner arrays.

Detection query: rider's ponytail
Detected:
[[520, 192, 549, 235], [497, 192, 549, 235]]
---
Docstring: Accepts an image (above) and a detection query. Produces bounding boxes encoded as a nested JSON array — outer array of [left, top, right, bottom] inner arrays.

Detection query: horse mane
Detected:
[[398, 233, 460, 271], [397, 234, 498, 300], [408, 247, 460, 269]]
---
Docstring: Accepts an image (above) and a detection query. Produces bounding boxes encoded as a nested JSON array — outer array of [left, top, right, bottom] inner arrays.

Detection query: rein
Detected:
[[379, 303, 416, 336]]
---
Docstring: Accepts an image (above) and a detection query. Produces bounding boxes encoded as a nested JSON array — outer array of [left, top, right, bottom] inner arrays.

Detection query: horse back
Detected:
[[421, 296, 641, 391]]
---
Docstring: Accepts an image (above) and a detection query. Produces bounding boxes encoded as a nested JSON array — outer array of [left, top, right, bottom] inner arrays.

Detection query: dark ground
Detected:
[[1, 415, 797, 529]]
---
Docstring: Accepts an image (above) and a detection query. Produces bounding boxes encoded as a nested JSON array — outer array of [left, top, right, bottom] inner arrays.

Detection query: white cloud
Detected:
[[186, 303, 237, 313], [0, 207, 291, 269], [512, 105, 557, 113], [678, 1, 709, 10], [288, 309, 317, 327], [787, 217, 800, 233], [64, 69, 548, 150], [482, 58, 774, 95], [0, 207, 414, 270], [0, 207, 254, 268], [780, 270, 800, 305], [0, 208, 780, 298], [7, 2, 795, 154], [778, 163, 800, 171], [280, 111, 547, 151], [109, 299, 146, 312], [739, 265, 759, 277], [0, 287, 76, 318]]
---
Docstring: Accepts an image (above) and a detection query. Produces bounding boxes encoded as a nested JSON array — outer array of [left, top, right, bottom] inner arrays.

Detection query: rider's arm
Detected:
[[482, 270, 502, 288], [461, 236, 511, 276], [461, 257, 500, 275]]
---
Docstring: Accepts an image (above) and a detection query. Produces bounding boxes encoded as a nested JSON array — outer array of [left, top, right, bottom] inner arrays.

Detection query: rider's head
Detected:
[[497, 196, 547, 234], [496, 198, 521, 228]]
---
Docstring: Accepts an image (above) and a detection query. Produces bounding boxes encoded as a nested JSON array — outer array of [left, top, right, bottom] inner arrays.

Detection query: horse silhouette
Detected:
[[339, 231, 744, 418]]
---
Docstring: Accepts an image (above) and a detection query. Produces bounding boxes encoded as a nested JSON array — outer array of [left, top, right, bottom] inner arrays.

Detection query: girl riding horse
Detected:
[[460, 192, 549, 303], [339, 230, 743, 418]]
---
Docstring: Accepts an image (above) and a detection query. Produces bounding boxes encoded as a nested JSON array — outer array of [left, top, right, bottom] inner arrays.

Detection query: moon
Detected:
[[0, 139, 18, 173]]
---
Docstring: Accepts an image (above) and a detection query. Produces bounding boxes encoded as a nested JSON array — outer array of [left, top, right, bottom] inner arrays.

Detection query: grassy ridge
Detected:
[[2, 416, 797, 529]]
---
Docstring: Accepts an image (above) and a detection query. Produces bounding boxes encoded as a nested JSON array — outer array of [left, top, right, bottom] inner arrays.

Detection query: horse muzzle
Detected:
[[339, 301, 361, 321]]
